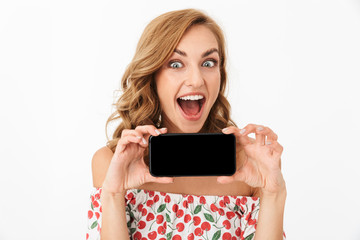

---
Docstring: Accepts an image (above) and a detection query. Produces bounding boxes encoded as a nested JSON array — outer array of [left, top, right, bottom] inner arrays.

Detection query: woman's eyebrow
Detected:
[[173, 48, 219, 58]]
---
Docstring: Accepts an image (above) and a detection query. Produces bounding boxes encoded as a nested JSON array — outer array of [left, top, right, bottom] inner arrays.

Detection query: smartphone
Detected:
[[149, 133, 236, 177]]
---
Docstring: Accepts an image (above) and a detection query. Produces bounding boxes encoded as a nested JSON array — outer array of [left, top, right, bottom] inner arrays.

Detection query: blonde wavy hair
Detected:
[[105, 8, 238, 161]]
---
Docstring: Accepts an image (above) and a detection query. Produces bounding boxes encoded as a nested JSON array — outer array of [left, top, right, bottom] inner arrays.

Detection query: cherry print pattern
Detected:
[[86, 187, 287, 240]]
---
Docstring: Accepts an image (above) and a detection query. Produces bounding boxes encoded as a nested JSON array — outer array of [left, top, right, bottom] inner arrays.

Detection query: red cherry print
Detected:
[[223, 220, 231, 230], [88, 210, 93, 219], [248, 218, 256, 225], [163, 221, 167, 231], [173, 235, 182, 240], [236, 199, 241, 206], [157, 226, 166, 235], [184, 214, 192, 223], [187, 196, 194, 204], [95, 212, 100, 219], [232, 237, 237, 240], [138, 204, 143, 211], [148, 231, 157, 240], [130, 198, 136, 205], [245, 212, 251, 221], [240, 205, 244, 213], [240, 231, 244, 239], [93, 200, 99, 208], [160, 238, 166, 240], [210, 204, 219, 212], [219, 200, 225, 207], [283, 232, 286, 238], [235, 227, 241, 237], [146, 200, 154, 207], [91, 195, 94, 203], [160, 191, 166, 196], [201, 222, 211, 231], [172, 204, 179, 213], [218, 208, 225, 216], [134, 231, 142, 240], [142, 208, 147, 216], [86, 233, 89, 240], [183, 200, 188, 208], [154, 195, 160, 203], [149, 191, 155, 197], [224, 196, 230, 204], [100, 206, 102, 213], [97, 224, 100, 232], [251, 203, 255, 211], [226, 212, 235, 220], [252, 196, 258, 201], [200, 196, 206, 204], [138, 221, 146, 229], [194, 227, 204, 236], [235, 212, 242, 218], [240, 197, 247, 205], [187, 233, 194, 240], [127, 192, 134, 200], [222, 232, 231, 240], [99, 188, 102, 194], [193, 216, 201, 226], [95, 193, 101, 200], [141, 238, 147, 240], [176, 209, 184, 218], [156, 215, 164, 224], [176, 222, 185, 232], [165, 195, 171, 203], [146, 213, 155, 221]]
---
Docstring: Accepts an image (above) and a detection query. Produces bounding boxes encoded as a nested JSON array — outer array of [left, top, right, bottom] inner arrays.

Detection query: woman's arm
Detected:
[[100, 190, 130, 240], [253, 186, 286, 240], [92, 147, 130, 240]]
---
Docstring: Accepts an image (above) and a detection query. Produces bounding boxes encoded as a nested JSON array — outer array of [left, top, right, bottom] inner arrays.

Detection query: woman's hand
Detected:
[[102, 125, 174, 194], [217, 124, 285, 195]]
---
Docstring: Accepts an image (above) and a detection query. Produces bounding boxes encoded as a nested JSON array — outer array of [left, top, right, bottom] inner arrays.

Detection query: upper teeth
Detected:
[[179, 95, 204, 101]]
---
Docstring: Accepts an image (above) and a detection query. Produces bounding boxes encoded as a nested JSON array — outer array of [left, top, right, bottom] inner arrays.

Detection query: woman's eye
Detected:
[[202, 60, 217, 68], [169, 61, 183, 68]]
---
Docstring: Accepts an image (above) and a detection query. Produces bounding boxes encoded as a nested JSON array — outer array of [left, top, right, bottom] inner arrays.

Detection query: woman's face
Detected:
[[155, 25, 221, 133]]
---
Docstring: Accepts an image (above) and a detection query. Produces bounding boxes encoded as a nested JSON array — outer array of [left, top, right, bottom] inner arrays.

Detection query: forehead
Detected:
[[176, 25, 218, 51]]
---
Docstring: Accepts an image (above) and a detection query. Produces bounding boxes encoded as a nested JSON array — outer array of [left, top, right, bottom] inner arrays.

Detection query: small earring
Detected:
[[156, 114, 162, 128]]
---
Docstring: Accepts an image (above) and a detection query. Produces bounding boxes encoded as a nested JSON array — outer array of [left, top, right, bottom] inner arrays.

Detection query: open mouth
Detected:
[[176, 96, 206, 120]]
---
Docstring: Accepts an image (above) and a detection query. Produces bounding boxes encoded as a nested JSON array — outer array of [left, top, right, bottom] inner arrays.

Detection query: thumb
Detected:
[[145, 173, 174, 184]]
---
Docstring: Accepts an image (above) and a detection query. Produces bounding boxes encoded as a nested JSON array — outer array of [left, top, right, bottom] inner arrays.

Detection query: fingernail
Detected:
[[266, 141, 272, 145], [257, 127, 264, 131], [160, 128, 167, 131], [239, 129, 246, 135], [155, 130, 161, 135], [142, 138, 147, 144], [223, 128, 228, 132], [136, 136, 142, 139]]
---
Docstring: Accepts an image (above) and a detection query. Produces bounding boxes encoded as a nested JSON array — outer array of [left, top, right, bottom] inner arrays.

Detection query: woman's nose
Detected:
[[184, 66, 205, 88]]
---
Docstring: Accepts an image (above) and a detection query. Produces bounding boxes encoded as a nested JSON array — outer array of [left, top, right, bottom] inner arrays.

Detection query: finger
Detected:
[[116, 135, 144, 153], [217, 175, 235, 184], [145, 172, 174, 184], [222, 126, 252, 146], [135, 125, 162, 140], [237, 124, 265, 145], [267, 140, 283, 158], [217, 169, 246, 184], [258, 126, 278, 142]]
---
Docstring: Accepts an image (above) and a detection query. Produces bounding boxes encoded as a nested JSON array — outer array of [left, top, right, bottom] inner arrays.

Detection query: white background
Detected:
[[0, 0, 359, 239]]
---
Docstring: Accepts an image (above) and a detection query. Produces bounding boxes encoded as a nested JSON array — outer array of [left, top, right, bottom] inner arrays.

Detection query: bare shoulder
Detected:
[[91, 146, 114, 188]]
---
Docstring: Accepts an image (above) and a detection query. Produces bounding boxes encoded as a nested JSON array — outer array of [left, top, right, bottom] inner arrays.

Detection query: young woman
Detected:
[[87, 8, 286, 240]]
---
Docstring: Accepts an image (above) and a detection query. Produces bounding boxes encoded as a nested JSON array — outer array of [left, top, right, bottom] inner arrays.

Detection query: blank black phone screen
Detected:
[[149, 133, 236, 177]]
